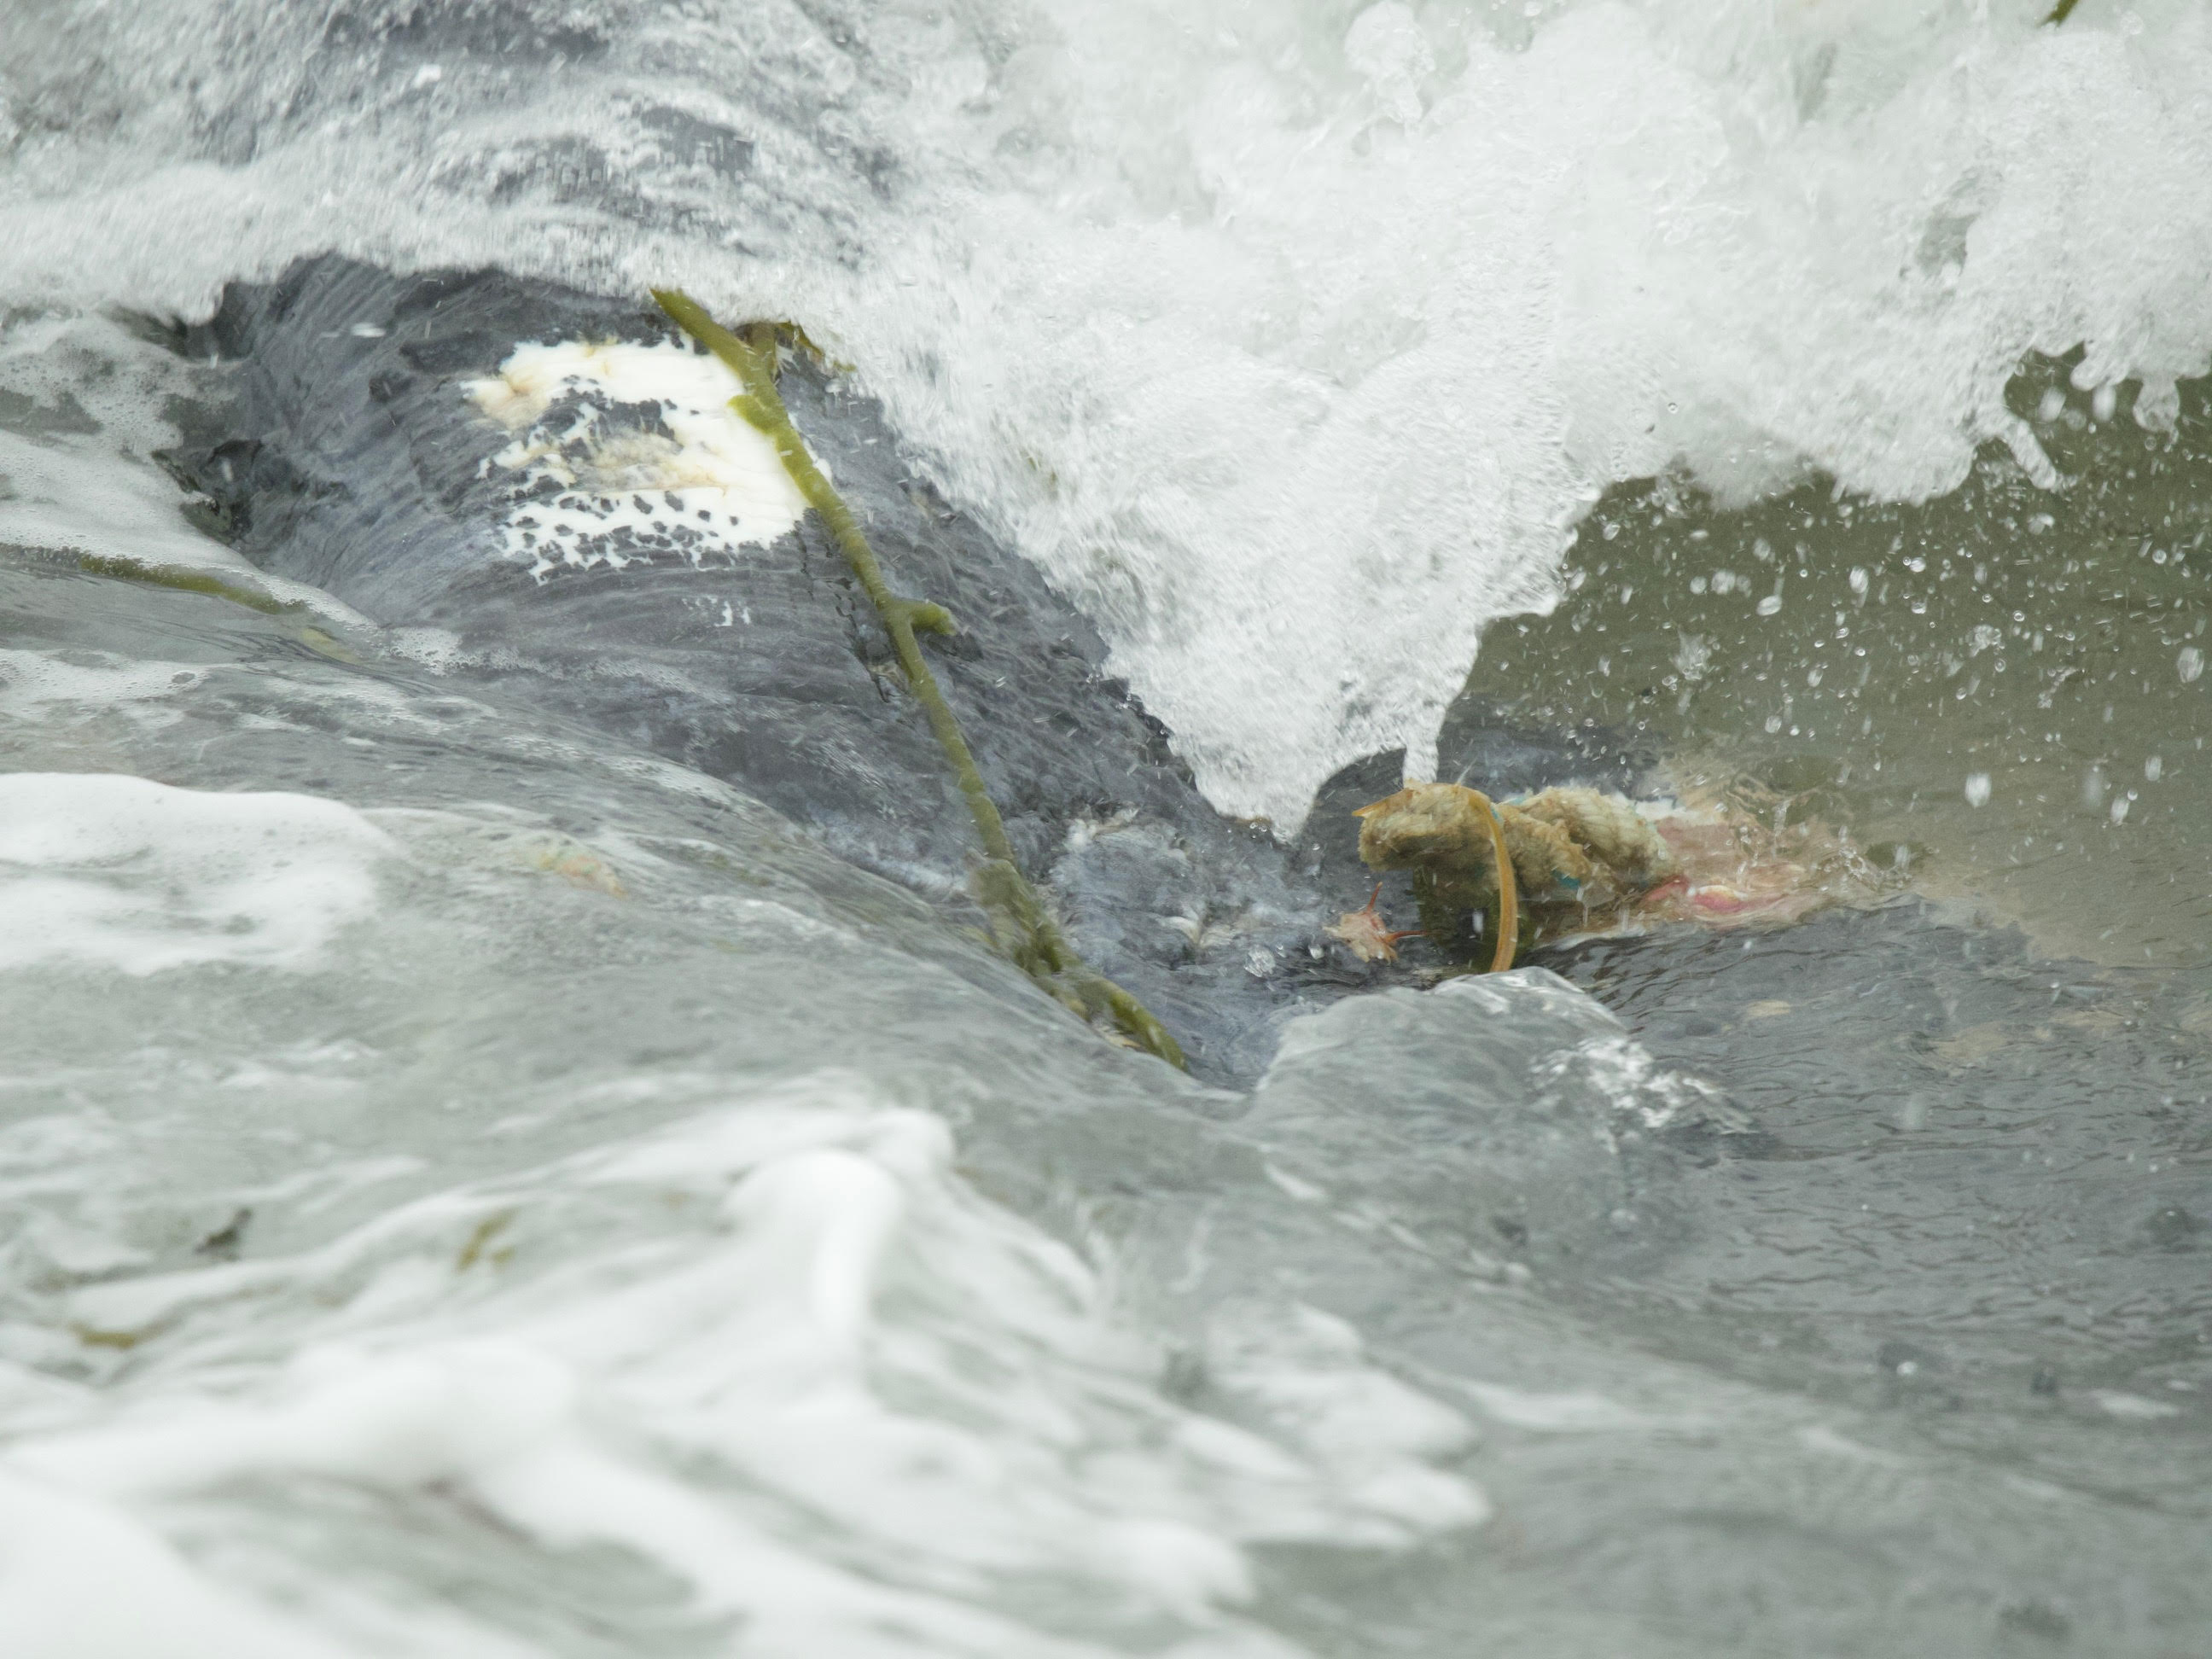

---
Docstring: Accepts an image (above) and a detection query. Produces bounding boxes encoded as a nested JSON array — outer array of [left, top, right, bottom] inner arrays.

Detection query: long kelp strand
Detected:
[[651, 289, 1185, 1068]]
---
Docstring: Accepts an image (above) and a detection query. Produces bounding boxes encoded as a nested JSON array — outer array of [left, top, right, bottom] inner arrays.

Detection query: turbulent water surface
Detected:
[[3, 3, 2212, 1656]]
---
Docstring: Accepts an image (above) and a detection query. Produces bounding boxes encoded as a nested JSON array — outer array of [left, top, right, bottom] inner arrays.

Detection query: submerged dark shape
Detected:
[[152, 254, 1638, 1080], [649, 285, 1182, 1067], [140, 253, 2212, 1377], [79, 255, 2212, 1643]]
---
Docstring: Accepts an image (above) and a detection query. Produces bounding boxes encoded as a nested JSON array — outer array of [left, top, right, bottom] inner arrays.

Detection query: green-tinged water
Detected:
[[1464, 360, 2212, 969], [7, 0, 2212, 1651]]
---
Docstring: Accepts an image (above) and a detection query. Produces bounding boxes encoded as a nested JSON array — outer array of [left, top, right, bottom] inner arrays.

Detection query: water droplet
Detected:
[[1965, 772, 1992, 807], [2180, 646, 2204, 684], [1757, 594, 1782, 617], [2146, 755, 2163, 782]]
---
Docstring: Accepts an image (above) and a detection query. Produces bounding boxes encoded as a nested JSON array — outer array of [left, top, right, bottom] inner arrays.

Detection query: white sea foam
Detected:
[[0, 1470, 364, 1659], [7, 6, 2211, 819], [0, 1074, 1482, 1656], [0, 773, 393, 975]]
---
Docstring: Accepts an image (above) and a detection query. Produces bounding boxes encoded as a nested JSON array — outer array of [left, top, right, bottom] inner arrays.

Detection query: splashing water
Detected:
[[8, 2, 2212, 818], [7, 5, 2212, 1654]]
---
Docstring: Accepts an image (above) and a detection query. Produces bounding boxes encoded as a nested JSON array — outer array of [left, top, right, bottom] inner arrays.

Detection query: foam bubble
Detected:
[[0, 773, 393, 975]]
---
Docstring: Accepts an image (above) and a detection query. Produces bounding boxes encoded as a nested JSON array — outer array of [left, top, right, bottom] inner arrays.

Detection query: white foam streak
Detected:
[[0, 1076, 1480, 1655], [0, 774, 393, 975]]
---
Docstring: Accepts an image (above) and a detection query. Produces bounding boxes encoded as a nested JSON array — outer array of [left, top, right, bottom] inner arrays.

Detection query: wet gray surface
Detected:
[[7, 257, 2206, 1655], [1542, 910, 2212, 1431], [153, 255, 1652, 1082], [148, 259, 2212, 1432]]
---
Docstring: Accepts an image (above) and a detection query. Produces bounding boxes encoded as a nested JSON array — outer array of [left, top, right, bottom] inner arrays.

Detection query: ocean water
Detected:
[[3, 3, 2211, 1655]]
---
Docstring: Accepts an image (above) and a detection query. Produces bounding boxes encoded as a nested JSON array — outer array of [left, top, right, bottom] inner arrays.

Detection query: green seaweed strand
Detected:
[[652, 288, 1185, 1070], [75, 554, 292, 615], [69, 554, 358, 660]]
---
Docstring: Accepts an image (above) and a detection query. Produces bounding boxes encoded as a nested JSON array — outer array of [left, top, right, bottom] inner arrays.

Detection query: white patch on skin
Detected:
[[466, 341, 812, 579]]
